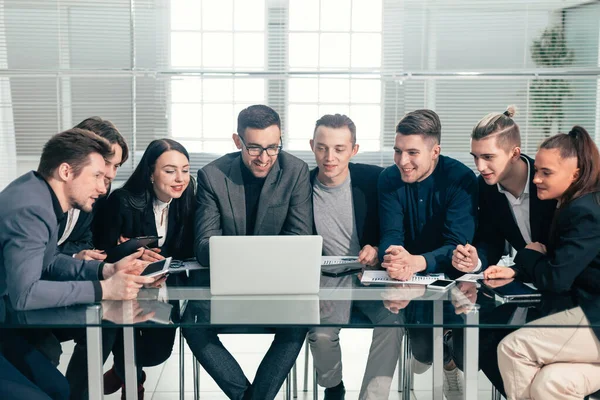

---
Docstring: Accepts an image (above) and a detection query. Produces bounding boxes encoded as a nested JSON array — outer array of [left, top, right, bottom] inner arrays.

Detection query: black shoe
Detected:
[[324, 381, 346, 400]]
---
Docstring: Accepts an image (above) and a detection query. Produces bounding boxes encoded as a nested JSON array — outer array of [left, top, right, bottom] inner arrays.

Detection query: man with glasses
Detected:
[[182, 104, 312, 400]]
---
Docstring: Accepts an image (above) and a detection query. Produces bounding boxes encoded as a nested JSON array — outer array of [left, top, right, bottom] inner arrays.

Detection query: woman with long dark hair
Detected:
[[95, 138, 195, 259], [484, 126, 600, 399], [93, 138, 196, 399]]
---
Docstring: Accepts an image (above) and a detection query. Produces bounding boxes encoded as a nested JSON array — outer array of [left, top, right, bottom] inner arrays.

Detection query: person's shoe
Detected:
[[410, 357, 431, 374], [443, 365, 464, 400], [103, 365, 123, 395], [119, 370, 146, 400], [324, 381, 346, 400]]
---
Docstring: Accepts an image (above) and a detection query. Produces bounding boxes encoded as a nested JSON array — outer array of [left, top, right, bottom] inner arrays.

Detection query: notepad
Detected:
[[456, 273, 484, 283], [321, 256, 360, 266], [361, 270, 445, 285]]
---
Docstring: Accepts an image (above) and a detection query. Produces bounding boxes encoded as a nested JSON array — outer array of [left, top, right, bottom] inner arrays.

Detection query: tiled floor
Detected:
[[57, 329, 497, 399]]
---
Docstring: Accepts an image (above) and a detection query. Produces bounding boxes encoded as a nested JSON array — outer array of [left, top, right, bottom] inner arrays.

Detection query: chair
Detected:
[[491, 387, 503, 400], [179, 328, 297, 400], [302, 331, 411, 399]]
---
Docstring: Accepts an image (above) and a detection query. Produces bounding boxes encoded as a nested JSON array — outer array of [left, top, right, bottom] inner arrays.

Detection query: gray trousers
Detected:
[[308, 326, 404, 399]]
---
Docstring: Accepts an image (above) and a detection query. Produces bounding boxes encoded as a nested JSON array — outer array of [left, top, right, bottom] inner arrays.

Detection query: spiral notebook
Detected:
[[361, 270, 445, 285], [321, 256, 359, 265]]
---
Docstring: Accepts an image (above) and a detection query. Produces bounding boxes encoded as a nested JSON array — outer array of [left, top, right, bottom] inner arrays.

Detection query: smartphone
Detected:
[[141, 257, 172, 278], [427, 279, 456, 291]]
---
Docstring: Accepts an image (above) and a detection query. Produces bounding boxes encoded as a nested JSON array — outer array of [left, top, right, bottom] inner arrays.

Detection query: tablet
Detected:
[[321, 264, 363, 277], [479, 279, 541, 302], [105, 236, 162, 262], [141, 257, 172, 278]]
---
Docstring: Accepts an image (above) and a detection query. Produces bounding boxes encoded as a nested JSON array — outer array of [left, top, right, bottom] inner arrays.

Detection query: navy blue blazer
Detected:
[[310, 162, 383, 249], [475, 155, 557, 268], [378, 155, 478, 273]]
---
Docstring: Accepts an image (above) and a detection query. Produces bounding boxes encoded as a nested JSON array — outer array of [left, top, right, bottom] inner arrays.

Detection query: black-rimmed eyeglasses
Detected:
[[238, 135, 282, 156]]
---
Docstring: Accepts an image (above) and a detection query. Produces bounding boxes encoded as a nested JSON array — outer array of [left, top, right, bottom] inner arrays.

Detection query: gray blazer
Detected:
[[194, 151, 313, 266], [0, 172, 101, 310]]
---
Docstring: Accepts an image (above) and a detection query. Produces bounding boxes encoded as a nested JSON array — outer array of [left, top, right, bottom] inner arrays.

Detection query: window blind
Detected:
[[1, 0, 599, 189]]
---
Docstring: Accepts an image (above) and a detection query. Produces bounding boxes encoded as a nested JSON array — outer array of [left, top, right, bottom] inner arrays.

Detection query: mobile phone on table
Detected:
[[427, 279, 456, 291]]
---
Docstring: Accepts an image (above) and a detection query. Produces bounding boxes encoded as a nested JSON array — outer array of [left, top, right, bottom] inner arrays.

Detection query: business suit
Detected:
[[497, 192, 600, 399], [453, 156, 556, 395], [475, 155, 557, 268], [0, 171, 102, 311], [0, 171, 108, 400], [57, 211, 94, 256], [57, 190, 112, 257], [93, 187, 194, 260], [93, 187, 191, 385], [183, 150, 312, 400], [193, 151, 313, 266]]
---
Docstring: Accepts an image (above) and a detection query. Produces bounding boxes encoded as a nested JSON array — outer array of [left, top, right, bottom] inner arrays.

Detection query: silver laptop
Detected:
[[209, 235, 323, 295]]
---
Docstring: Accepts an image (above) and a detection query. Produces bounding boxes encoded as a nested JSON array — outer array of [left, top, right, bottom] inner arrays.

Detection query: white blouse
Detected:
[[153, 198, 172, 247]]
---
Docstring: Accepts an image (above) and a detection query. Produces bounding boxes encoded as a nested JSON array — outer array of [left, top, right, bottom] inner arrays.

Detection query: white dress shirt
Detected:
[[153, 198, 171, 248], [474, 157, 531, 271], [57, 208, 80, 246], [497, 157, 532, 245]]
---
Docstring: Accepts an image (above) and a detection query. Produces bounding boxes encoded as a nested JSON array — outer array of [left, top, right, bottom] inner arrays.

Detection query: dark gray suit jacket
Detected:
[[194, 151, 313, 266], [0, 172, 102, 310]]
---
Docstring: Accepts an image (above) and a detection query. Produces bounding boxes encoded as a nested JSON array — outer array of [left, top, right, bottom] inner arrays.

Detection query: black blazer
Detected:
[[475, 155, 557, 268], [310, 162, 383, 249], [93, 188, 194, 260], [514, 191, 600, 340], [57, 185, 113, 256], [57, 210, 94, 256]]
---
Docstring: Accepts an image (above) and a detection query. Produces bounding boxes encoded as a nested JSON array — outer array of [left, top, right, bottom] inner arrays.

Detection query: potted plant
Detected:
[[529, 25, 574, 137]]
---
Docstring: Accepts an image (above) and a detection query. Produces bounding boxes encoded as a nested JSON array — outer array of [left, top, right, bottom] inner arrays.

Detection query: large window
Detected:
[[286, 0, 382, 152], [1, 0, 600, 189], [170, 0, 266, 154]]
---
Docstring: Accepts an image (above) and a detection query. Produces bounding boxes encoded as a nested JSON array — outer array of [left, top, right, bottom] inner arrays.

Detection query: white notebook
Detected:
[[361, 270, 445, 285], [321, 256, 360, 266]]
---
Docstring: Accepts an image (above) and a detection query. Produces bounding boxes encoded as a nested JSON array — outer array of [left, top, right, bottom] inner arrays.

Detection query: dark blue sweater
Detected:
[[378, 155, 478, 273]]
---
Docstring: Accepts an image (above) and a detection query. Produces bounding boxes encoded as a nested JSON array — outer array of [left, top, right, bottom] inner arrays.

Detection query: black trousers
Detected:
[[1, 330, 71, 400], [53, 327, 118, 400]]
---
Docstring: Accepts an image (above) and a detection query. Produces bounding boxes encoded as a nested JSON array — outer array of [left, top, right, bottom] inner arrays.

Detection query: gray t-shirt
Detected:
[[312, 174, 361, 257]]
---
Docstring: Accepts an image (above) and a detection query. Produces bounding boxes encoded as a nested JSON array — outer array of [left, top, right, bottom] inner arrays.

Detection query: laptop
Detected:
[[209, 235, 323, 295]]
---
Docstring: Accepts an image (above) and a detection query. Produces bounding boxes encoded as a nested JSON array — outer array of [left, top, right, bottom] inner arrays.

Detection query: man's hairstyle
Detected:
[[471, 105, 521, 150], [396, 109, 441, 145], [237, 105, 281, 138], [37, 128, 113, 179], [74, 117, 129, 165], [314, 114, 357, 145]]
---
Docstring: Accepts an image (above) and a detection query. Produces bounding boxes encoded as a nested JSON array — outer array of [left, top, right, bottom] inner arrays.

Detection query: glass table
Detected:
[[2, 271, 597, 400]]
